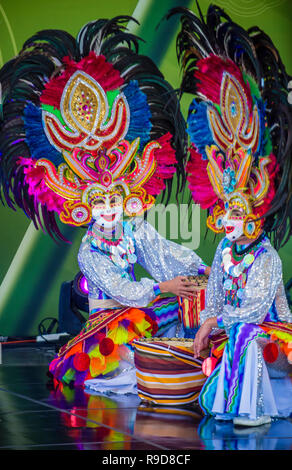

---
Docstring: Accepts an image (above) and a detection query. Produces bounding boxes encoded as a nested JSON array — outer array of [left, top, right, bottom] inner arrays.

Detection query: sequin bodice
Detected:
[[78, 217, 203, 308]]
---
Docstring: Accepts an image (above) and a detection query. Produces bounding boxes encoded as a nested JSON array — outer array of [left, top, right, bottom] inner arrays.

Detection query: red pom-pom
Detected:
[[263, 342, 279, 363], [202, 357, 218, 377], [99, 337, 115, 356], [73, 352, 90, 372]]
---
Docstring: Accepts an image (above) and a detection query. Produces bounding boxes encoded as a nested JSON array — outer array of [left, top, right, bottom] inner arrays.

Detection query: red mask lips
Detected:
[[101, 214, 116, 222], [225, 226, 235, 234]]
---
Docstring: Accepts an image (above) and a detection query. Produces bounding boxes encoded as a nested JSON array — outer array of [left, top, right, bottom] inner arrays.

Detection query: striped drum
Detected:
[[133, 338, 208, 406]]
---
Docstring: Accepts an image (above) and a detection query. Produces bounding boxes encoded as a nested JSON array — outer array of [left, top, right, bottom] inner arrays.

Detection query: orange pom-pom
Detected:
[[287, 351, 292, 365], [283, 342, 292, 356]]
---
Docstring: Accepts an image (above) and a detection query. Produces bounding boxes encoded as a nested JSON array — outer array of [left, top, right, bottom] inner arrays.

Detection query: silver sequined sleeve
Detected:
[[78, 242, 157, 307], [132, 217, 204, 281], [200, 239, 225, 325], [222, 243, 292, 332]]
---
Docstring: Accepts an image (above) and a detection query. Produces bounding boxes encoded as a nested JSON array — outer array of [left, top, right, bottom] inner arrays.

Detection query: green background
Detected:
[[0, 0, 291, 336]]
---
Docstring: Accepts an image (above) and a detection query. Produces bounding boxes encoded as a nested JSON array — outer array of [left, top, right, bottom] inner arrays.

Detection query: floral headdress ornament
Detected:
[[0, 17, 186, 241], [168, 3, 292, 248]]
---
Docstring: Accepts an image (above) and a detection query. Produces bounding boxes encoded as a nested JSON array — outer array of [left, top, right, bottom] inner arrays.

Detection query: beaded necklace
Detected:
[[88, 222, 123, 246], [221, 233, 267, 307], [84, 220, 137, 270]]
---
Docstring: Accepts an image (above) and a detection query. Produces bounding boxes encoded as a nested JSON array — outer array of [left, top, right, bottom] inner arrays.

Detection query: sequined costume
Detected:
[[49, 217, 204, 387], [0, 16, 206, 388], [200, 237, 291, 332], [171, 4, 292, 424], [79, 217, 203, 310], [199, 235, 292, 420]]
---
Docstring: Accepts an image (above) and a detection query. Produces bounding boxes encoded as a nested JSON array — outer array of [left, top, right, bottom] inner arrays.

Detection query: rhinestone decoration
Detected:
[[72, 206, 90, 223]]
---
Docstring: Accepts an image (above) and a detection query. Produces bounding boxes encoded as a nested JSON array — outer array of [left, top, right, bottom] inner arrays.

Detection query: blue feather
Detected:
[[187, 99, 213, 160], [254, 98, 270, 160], [123, 81, 152, 150]]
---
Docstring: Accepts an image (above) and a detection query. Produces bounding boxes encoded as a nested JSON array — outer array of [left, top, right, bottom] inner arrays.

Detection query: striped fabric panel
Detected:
[[177, 289, 205, 329], [262, 321, 292, 334], [144, 297, 179, 335], [134, 340, 207, 406], [58, 307, 129, 358]]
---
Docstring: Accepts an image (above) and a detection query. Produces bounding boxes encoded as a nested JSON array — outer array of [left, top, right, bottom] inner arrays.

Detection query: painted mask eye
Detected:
[[110, 194, 123, 207], [92, 197, 105, 208], [230, 209, 244, 219]]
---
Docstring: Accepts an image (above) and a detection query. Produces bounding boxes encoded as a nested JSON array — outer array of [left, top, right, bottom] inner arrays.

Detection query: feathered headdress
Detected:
[[167, 3, 292, 248], [0, 16, 186, 241]]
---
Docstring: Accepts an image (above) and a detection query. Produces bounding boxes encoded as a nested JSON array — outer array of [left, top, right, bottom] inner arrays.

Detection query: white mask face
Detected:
[[222, 207, 245, 242], [91, 192, 123, 230]]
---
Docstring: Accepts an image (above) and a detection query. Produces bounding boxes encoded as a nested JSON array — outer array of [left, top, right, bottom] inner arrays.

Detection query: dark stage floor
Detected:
[[1, 343, 292, 452]]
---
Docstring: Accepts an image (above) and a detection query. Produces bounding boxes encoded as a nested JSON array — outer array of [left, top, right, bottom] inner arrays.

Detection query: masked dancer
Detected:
[[170, 3, 292, 426], [0, 16, 209, 389]]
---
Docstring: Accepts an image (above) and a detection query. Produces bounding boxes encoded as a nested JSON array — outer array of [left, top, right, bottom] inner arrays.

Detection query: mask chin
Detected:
[[92, 207, 123, 229], [224, 219, 244, 242], [225, 227, 244, 241]]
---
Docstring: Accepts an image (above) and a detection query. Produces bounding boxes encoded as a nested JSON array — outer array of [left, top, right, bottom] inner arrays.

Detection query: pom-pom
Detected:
[[99, 337, 115, 356], [202, 357, 218, 376], [73, 352, 90, 371], [263, 342, 279, 363]]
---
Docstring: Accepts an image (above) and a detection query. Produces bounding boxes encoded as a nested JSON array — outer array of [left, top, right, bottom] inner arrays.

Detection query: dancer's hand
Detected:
[[204, 266, 211, 276], [193, 317, 217, 358], [159, 276, 198, 299]]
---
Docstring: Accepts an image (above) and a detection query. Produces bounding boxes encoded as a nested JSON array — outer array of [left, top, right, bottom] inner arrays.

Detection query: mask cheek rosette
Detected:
[[123, 188, 155, 218]]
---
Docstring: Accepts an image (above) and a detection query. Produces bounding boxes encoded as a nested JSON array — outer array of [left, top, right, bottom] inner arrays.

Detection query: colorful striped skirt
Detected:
[[199, 321, 292, 419], [49, 296, 179, 387]]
